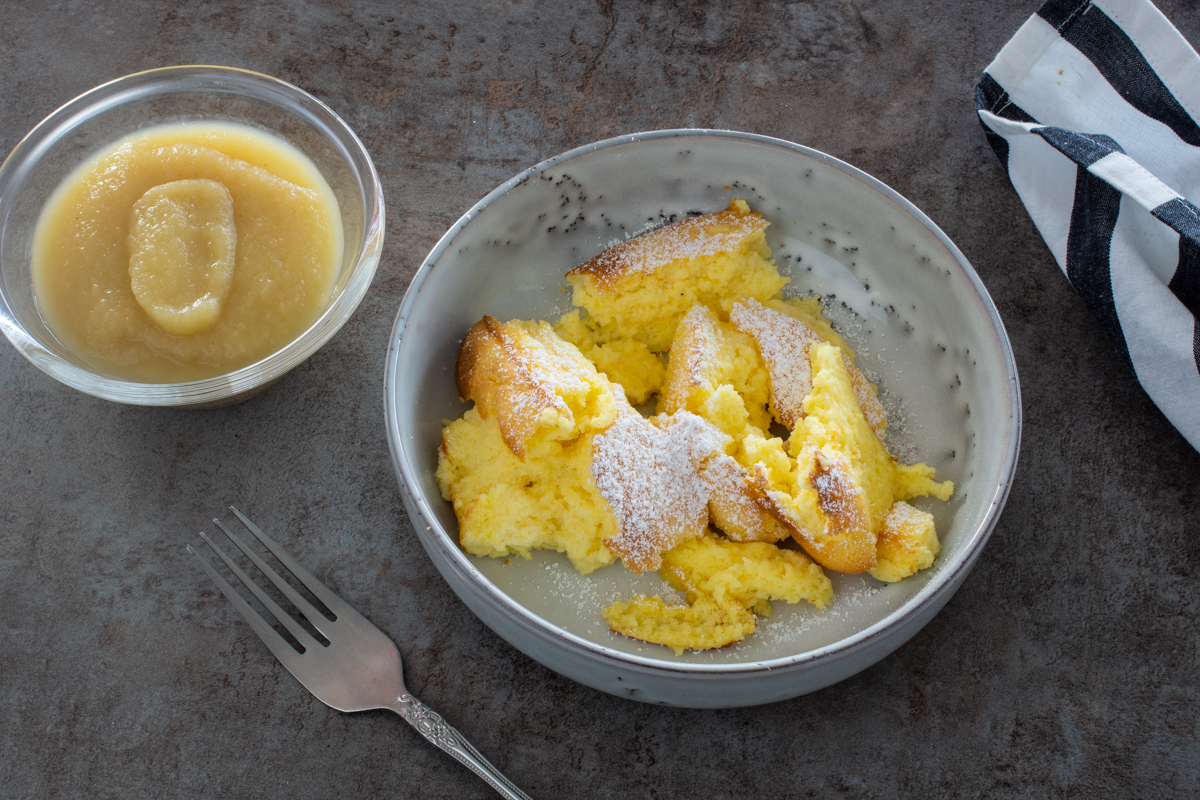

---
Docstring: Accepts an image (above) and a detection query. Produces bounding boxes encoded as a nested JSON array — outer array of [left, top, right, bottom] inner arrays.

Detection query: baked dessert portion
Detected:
[[438, 317, 622, 574], [440, 314, 834, 649], [604, 534, 832, 654], [564, 199, 787, 353], [590, 406, 729, 573], [438, 197, 957, 653]]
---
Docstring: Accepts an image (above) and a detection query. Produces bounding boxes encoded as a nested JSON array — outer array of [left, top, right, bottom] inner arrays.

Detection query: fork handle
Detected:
[[394, 694, 534, 800]]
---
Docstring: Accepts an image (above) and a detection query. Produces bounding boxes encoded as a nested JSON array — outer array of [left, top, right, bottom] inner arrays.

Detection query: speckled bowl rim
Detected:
[[384, 128, 1021, 678]]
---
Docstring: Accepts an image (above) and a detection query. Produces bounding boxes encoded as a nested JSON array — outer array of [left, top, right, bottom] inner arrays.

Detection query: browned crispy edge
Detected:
[[746, 457, 876, 574], [455, 316, 557, 460], [566, 200, 767, 292], [702, 456, 788, 543]]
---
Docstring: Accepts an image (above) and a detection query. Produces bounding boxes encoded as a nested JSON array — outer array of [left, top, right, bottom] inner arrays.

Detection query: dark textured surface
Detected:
[[2, 1, 1199, 798]]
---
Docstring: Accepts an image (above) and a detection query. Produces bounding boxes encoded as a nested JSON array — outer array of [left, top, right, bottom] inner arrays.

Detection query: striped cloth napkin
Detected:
[[976, 0, 1200, 451]]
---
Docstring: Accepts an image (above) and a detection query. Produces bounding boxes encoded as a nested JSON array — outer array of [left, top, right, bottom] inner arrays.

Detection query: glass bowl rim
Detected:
[[0, 65, 385, 406]]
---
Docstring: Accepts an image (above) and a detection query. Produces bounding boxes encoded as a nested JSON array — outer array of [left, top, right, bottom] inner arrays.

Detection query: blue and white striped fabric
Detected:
[[976, 0, 1200, 451]]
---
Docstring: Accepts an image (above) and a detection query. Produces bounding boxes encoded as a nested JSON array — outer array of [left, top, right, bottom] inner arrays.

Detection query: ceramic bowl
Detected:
[[0, 66, 384, 407], [384, 129, 1020, 708]]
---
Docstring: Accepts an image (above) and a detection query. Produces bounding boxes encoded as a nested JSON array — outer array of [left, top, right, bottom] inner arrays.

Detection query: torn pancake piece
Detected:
[[603, 534, 832, 653], [744, 342, 953, 573], [730, 297, 887, 440], [565, 199, 788, 352], [749, 446, 878, 574], [591, 409, 729, 573], [604, 594, 756, 655], [438, 316, 624, 574], [701, 454, 788, 544], [658, 303, 772, 438], [657, 306, 783, 545], [869, 501, 941, 583], [660, 534, 832, 613], [729, 298, 821, 430], [436, 406, 619, 574], [456, 316, 619, 459]]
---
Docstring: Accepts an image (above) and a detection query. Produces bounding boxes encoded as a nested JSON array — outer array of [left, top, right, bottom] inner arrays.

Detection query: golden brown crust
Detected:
[[747, 453, 877, 574], [566, 200, 768, 293], [844, 360, 887, 441], [659, 303, 719, 414], [730, 298, 887, 440], [808, 450, 873, 565], [728, 299, 819, 429], [455, 316, 567, 460], [701, 455, 788, 543]]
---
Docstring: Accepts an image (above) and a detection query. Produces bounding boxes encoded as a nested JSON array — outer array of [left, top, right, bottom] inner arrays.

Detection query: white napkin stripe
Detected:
[[1093, 0, 1200, 124], [977, 115, 1182, 212], [987, 4, 1200, 194], [983, 14, 1060, 94], [1089, 153, 1181, 210], [976, 110, 1039, 137], [1110, 208, 1200, 431], [1040, 0, 1200, 149], [977, 0, 1200, 451]]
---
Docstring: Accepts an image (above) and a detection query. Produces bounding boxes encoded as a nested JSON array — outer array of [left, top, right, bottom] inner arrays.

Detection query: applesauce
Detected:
[[31, 121, 343, 382]]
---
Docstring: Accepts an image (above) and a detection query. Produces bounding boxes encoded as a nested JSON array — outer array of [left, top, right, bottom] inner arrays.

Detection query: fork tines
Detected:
[[189, 507, 345, 664]]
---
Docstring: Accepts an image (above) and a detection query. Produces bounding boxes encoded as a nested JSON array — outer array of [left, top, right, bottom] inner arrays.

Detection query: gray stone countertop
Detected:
[[2, 1, 1198, 798]]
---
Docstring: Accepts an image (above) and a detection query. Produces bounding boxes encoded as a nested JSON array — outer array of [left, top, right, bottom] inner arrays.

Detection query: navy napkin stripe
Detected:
[[1150, 200, 1200, 324], [974, 74, 1039, 167], [977, 0, 1200, 451], [1038, 0, 1200, 148], [1036, 0, 1092, 30], [1169, 232, 1200, 318], [975, 73, 1039, 122], [1151, 196, 1200, 240], [1067, 168, 1133, 367], [1036, 127, 1123, 166]]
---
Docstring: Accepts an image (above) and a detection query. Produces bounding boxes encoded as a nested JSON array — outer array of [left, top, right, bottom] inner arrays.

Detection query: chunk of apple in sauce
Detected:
[[128, 179, 236, 336]]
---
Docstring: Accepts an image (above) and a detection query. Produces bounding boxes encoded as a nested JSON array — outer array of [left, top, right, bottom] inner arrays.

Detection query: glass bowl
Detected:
[[384, 129, 1021, 708], [0, 66, 384, 406]]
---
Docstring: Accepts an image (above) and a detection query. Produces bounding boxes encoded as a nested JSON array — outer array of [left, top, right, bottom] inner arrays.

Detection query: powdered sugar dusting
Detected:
[[498, 324, 574, 418], [700, 454, 781, 543], [678, 305, 718, 390], [591, 410, 728, 573], [461, 318, 601, 456], [729, 298, 819, 428], [569, 205, 768, 290], [810, 448, 868, 539], [752, 578, 885, 650], [731, 299, 888, 441], [875, 383, 920, 463], [661, 304, 719, 413], [884, 500, 926, 532], [523, 323, 596, 396]]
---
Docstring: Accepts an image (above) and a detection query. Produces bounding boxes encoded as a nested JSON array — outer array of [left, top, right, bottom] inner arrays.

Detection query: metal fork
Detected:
[[188, 507, 533, 800]]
